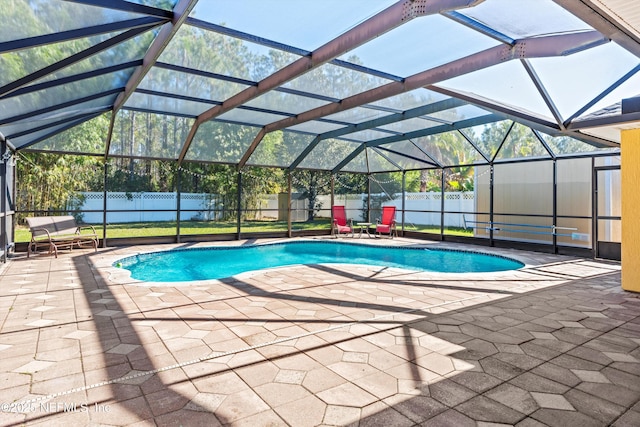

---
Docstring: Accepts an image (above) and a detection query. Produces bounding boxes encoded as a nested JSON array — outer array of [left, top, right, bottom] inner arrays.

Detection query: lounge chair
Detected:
[[331, 205, 354, 238], [376, 206, 397, 238], [26, 216, 98, 258]]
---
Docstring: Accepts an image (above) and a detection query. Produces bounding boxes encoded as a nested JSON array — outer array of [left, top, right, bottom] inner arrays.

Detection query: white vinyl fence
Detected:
[[79, 191, 475, 227], [80, 192, 213, 223]]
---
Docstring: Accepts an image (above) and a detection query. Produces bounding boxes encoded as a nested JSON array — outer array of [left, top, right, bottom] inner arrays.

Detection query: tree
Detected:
[[292, 170, 332, 221]]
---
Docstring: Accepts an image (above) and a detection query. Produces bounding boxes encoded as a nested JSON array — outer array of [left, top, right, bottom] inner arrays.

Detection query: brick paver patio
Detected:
[[0, 237, 638, 426]]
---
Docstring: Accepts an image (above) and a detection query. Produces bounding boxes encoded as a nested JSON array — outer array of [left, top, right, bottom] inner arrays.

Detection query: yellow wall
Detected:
[[622, 129, 640, 292]]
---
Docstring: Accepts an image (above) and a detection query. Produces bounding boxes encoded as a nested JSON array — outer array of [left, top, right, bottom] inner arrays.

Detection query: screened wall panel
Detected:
[[400, 169, 443, 234], [490, 161, 554, 244], [125, 92, 214, 117], [109, 111, 194, 159], [245, 91, 331, 115], [597, 169, 621, 218], [286, 121, 345, 134], [0, 69, 134, 124], [105, 160, 177, 238], [369, 89, 449, 112], [375, 148, 436, 170], [557, 158, 592, 218], [378, 140, 439, 167], [15, 154, 105, 242], [543, 133, 618, 156], [290, 170, 333, 229], [26, 113, 111, 154], [177, 164, 240, 237], [595, 159, 621, 250], [1, 96, 115, 141], [339, 129, 395, 143], [577, 71, 640, 119], [324, 107, 393, 125], [377, 118, 441, 134], [443, 166, 480, 236], [493, 161, 553, 216], [298, 138, 360, 170], [217, 108, 290, 126], [1, 0, 149, 41], [157, 25, 301, 81], [282, 63, 392, 100], [529, 43, 640, 121], [246, 131, 315, 168], [595, 156, 621, 167], [30, 31, 158, 85], [426, 105, 492, 123], [127, 0, 179, 9], [341, 150, 368, 173], [190, 0, 397, 51], [437, 61, 555, 120], [239, 167, 287, 233], [492, 214, 555, 245], [494, 123, 551, 161], [139, 66, 250, 102], [12, 119, 95, 149], [338, 14, 499, 78], [557, 217, 591, 248], [332, 172, 368, 224], [458, 0, 591, 39], [366, 149, 403, 173], [0, 31, 126, 87], [408, 132, 485, 167], [461, 121, 513, 160], [185, 121, 262, 163]]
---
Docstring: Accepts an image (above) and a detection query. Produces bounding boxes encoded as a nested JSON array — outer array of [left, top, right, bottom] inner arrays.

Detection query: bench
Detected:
[[26, 216, 98, 258]]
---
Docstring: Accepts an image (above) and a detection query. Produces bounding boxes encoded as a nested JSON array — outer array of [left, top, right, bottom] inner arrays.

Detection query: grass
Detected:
[[15, 220, 473, 242], [14, 219, 333, 242], [404, 225, 474, 236]]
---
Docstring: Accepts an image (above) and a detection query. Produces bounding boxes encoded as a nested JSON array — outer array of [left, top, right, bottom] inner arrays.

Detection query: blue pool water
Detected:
[[115, 241, 524, 282]]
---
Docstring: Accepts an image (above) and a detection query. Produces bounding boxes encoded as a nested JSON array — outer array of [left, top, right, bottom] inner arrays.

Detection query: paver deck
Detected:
[[0, 237, 638, 426]]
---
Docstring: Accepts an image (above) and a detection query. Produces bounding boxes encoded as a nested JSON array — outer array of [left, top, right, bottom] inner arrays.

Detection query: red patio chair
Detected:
[[376, 206, 397, 238], [332, 205, 353, 238]]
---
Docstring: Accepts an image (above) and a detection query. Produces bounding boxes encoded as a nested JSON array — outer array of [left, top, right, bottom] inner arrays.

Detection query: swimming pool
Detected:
[[115, 240, 524, 282]]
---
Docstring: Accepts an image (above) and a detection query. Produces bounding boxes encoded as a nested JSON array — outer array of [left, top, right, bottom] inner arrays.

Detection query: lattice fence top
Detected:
[[83, 192, 207, 200], [181, 194, 208, 200], [405, 193, 441, 201], [334, 194, 365, 200]]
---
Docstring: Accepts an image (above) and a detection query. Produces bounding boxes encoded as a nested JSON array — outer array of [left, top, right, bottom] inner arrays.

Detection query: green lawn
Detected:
[[15, 220, 473, 242], [403, 225, 474, 236], [14, 219, 333, 242]]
